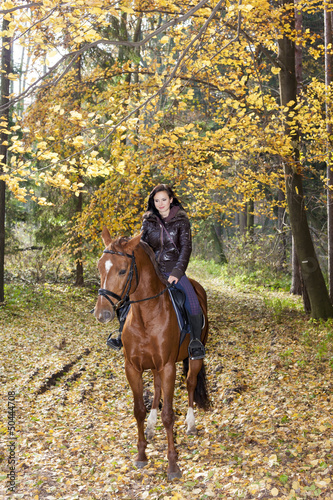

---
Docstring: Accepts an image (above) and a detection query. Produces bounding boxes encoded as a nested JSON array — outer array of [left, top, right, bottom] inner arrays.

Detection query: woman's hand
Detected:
[[168, 275, 179, 284]]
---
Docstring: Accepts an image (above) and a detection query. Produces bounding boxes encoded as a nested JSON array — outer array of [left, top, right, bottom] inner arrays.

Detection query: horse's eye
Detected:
[[119, 269, 126, 276]]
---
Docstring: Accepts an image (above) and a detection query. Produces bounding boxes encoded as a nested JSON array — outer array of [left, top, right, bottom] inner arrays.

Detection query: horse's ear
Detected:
[[125, 233, 142, 254], [101, 227, 112, 247]]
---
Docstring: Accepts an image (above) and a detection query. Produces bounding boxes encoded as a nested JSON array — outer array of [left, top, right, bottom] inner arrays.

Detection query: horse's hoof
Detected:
[[167, 468, 182, 481], [186, 427, 198, 436], [134, 460, 148, 469], [145, 430, 154, 442]]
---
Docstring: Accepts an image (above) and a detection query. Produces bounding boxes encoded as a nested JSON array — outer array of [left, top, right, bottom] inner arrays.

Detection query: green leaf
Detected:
[[279, 474, 289, 485]]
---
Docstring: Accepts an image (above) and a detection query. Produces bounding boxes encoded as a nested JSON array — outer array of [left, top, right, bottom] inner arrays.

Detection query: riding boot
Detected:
[[107, 332, 122, 350], [106, 302, 130, 351], [188, 312, 206, 360]]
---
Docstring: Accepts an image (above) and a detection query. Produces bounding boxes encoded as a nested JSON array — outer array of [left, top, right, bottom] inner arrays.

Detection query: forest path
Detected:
[[0, 268, 332, 499]]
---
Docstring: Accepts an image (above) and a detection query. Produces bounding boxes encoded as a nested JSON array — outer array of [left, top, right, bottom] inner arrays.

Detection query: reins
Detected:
[[98, 248, 172, 310], [128, 284, 173, 304]]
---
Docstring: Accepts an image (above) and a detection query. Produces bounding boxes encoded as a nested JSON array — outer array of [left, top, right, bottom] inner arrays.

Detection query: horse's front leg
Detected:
[[160, 363, 182, 480], [185, 358, 203, 435], [146, 369, 161, 441], [125, 361, 148, 468]]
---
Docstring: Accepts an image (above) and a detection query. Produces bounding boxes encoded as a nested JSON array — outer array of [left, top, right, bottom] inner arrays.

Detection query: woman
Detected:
[[108, 184, 205, 360]]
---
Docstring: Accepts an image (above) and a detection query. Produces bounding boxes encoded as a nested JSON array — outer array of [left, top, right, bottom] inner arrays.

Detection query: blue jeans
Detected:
[[165, 273, 201, 316]]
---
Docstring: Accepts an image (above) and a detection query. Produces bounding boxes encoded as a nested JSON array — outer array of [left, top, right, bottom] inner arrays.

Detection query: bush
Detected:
[[192, 232, 291, 291], [4, 248, 100, 286], [223, 234, 291, 290]]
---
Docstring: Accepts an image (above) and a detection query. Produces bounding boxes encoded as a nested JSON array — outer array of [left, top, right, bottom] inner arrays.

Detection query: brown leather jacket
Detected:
[[141, 206, 192, 279]]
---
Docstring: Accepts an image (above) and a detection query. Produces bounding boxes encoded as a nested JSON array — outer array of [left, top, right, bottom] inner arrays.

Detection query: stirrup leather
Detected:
[[188, 339, 206, 360]]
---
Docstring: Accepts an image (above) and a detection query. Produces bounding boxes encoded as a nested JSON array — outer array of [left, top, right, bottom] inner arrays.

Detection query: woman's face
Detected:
[[153, 190, 173, 217]]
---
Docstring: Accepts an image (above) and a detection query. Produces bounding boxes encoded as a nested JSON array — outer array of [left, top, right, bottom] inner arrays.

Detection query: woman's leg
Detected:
[[173, 275, 201, 315], [171, 275, 205, 360]]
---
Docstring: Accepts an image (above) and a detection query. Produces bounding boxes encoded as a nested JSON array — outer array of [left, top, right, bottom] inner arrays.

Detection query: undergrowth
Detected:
[[189, 257, 292, 293], [187, 258, 333, 364], [193, 232, 292, 291]]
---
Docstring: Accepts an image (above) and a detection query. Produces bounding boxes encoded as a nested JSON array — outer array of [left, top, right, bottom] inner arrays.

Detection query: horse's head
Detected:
[[94, 227, 141, 324]]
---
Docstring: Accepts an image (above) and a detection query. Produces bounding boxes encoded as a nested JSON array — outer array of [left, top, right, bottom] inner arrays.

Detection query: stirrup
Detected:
[[107, 333, 123, 351], [188, 339, 206, 360]]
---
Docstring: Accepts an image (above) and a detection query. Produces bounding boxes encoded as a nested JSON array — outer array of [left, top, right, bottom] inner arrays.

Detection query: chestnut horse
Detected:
[[94, 228, 209, 480]]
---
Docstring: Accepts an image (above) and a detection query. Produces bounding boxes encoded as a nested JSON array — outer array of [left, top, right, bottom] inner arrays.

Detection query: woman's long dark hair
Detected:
[[146, 184, 184, 217]]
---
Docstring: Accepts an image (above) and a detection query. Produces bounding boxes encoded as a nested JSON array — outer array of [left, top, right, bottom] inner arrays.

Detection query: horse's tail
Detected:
[[183, 358, 210, 411]]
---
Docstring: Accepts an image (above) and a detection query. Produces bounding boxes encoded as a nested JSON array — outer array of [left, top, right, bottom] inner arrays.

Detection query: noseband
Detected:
[[98, 249, 138, 310]]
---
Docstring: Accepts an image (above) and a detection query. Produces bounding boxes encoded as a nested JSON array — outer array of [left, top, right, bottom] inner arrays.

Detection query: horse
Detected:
[[94, 227, 209, 480]]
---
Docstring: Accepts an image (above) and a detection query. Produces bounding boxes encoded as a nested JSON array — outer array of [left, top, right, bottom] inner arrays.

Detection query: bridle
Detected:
[[98, 248, 172, 311], [98, 249, 138, 311]]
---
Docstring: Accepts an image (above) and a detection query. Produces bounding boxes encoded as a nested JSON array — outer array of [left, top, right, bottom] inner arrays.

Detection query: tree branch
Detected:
[[0, 0, 210, 113], [0, 2, 42, 14]]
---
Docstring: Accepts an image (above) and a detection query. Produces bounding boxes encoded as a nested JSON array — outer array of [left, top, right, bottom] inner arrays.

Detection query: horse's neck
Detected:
[[133, 248, 165, 300]]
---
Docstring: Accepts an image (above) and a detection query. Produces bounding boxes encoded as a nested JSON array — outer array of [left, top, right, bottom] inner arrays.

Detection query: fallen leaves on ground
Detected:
[[0, 270, 332, 499]]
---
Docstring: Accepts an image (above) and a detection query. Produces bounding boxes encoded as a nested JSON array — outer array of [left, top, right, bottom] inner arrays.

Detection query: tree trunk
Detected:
[[295, 0, 303, 94], [0, 18, 11, 303], [246, 200, 254, 235], [277, 189, 287, 269], [0, 179, 5, 304], [133, 15, 142, 151], [284, 165, 332, 318], [210, 223, 227, 264], [324, 7, 333, 301], [239, 194, 246, 235], [290, 237, 302, 294], [278, 1, 333, 318], [74, 187, 84, 286], [73, 56, 84, 287], [290, 0, 303, 292]]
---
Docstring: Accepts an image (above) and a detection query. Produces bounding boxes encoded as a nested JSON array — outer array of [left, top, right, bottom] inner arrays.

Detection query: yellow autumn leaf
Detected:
[[69, 110, 83, 120], [171, 493, 186, 499], [121, 5, 134, 13], [72, 136, 85, 147], [7, 73, 19, 80], [271, 66, 281, 75]]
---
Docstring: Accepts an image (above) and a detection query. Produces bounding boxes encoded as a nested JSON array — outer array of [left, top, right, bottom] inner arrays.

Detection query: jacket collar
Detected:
[[162, 205, 180, 222], [143, 206, 187, 222]]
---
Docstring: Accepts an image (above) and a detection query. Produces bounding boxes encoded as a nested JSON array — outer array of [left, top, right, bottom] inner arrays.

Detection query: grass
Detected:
[[189, 258, 300, 309], [189, 257, 292, 292]]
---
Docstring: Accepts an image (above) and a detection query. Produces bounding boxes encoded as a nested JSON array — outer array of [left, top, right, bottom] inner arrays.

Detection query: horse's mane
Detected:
[[109, 237, 168, 285], [139, 241, 168, 285]]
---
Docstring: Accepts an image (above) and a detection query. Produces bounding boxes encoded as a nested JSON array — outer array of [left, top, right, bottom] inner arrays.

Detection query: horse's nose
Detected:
[[96, 309, 113, 323]]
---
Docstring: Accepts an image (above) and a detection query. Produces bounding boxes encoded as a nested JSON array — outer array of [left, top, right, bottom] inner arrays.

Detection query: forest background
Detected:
[[1, 2, 333, 499], [2, 0, 333, 314]]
